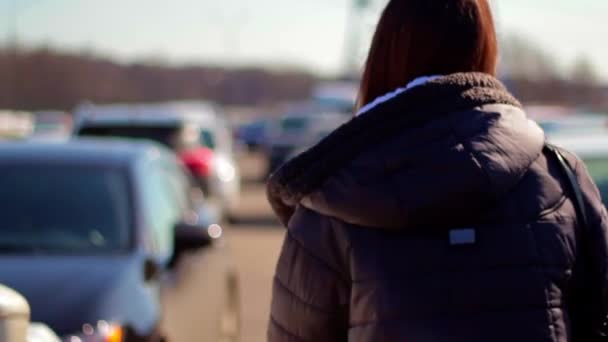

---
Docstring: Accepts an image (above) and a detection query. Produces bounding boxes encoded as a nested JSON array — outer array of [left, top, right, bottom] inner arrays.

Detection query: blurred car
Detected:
[[312, 81, 358, 114], [265, 109, 348, 174], [30, 111, 72, 141], [538, 114, 608, 137], [235, 118, 273, 151], [550, 134, 608, 204], [72, 102, 241, 221], [0, 139, 239, 342], [526, 106, 608, 137], [0, 110, 33, 140]]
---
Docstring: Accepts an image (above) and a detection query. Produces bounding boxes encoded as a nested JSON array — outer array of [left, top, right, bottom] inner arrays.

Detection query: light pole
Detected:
[[491, 0, 512, 85], [342, 0, 370, 78], [9, 0, 20, 110], [8, 0, 42, 110]]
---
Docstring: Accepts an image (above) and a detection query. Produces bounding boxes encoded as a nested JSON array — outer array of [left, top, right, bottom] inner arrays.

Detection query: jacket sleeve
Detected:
[[268, 207, 350, 342], [569, 155, 608, 339]]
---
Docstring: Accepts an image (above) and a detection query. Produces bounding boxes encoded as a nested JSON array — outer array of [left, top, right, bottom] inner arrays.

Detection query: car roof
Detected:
[[74, 101, 219, 128], [0, 138, 171, 167], [549, 134, 608, 159]]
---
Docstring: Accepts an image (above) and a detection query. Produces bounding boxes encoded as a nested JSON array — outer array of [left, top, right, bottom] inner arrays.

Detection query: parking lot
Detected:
[[1, 2, 606, 341], [159, 151, 283, 342], [228, 203, 283, 341], [226, 152, 284, 342]]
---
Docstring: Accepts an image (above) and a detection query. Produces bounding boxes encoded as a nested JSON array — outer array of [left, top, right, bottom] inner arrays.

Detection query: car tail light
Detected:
[[103, 325, 123, 342], [180, 147, 214, 177], [65, 321, 124, 342]]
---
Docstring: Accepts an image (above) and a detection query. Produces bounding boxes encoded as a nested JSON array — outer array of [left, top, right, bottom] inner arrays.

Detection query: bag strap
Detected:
[[545, 144, 608, 339], [545, 144, 589, 230]]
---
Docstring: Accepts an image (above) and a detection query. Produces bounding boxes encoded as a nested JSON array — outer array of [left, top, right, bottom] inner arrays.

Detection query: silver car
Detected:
[[72, 101, 241, 221]]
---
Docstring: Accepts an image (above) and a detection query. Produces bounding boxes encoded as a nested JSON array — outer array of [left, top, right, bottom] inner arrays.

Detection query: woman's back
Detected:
[[266, 1, 608, 341], [267, 73, 608, 342]]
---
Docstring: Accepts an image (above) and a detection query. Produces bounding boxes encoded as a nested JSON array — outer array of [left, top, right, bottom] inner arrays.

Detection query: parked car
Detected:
[[538, 114, 608, 137], [0, 139, 240, 342], [311, 81, 358, 114], [31, 111, 72, 141], [550, 134, 608, 204], [265, 110, 348, 174], [235, 118, 273, 152], [0, 110, 33, 140], [72, 102, 241, 221]]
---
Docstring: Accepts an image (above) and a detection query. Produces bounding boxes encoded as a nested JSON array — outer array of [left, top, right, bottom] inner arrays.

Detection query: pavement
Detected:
[[163, 151, 285, 342], [226, 152, 285, 342], [228, 220, 284, 342]]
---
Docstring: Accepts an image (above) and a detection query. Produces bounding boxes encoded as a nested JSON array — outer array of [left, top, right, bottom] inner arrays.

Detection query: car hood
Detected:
[[0, 254, 159, 336]]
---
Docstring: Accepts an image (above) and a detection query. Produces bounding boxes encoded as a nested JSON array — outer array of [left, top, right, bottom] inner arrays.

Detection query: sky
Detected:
[[1, 0, 607, 80]]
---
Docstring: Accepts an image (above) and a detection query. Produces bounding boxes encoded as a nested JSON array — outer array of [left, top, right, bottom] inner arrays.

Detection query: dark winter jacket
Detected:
[[266, 73, 608, 342]]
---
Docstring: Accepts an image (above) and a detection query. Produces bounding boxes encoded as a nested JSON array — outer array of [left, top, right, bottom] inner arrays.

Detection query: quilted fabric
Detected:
[[267, 73, 608, 342]]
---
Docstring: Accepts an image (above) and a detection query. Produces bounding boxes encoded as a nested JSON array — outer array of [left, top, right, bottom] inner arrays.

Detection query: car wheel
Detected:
[[219, 273, 241, 342]]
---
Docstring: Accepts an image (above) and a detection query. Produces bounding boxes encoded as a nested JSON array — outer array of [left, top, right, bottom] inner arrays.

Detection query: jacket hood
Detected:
[[267, 72, 545, 229]]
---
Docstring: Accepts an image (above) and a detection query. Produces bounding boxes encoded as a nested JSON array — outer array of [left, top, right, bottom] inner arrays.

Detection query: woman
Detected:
[[267, 0, 608, 341]]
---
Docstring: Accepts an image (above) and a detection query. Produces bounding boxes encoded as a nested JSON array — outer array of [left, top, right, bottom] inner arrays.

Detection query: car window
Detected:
[[140, 162, 181, 258], [78, 125, 196, 151], [162, 158, 193, 212], [200, 129, 216, 150], [583, 158, 608, 205], [160, 156, 209, 226], [0, 164, 131, 253], [281, 117, 309, 132]]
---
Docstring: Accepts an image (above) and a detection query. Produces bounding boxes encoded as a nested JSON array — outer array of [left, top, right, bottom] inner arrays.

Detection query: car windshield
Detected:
[[280, 117, 309, 132], [79, 125, 183, 149], [583, 158, 608, 205], [200, 129, 216, 149], [0, 164, 132, 254]]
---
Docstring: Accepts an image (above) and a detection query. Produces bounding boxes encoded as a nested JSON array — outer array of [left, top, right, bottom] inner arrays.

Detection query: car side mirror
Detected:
[[143, 258, 161, 282], [170, 222, 222, 267]]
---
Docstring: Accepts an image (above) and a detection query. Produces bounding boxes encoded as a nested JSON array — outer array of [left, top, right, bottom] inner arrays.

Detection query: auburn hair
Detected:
[[357, 0, 498, 109]]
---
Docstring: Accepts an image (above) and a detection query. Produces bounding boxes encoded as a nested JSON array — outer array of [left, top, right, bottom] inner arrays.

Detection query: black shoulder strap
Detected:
[[545, 143, 608, 339], [545, 144, 589, 230]]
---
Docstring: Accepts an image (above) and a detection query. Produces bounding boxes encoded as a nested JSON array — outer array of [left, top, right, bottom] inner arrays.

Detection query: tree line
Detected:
[[0, 45, 606, 112], [500, 35, 606, 110], [0, 47, 318, 111]]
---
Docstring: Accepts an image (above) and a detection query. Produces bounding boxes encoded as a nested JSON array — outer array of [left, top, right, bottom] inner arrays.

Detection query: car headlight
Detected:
[[215, 158, 236, 183], [64, 321, 123, 342]]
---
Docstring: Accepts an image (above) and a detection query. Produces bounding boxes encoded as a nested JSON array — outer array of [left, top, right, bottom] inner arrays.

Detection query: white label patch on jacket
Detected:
[[449, 229, 476, 245]]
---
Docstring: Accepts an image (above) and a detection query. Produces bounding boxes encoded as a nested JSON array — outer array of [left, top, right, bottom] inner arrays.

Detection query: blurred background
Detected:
[[0, 0, 607, 341]]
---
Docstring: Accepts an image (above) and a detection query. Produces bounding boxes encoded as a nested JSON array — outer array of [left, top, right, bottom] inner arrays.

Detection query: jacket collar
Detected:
[[356, 75, 442, 117]]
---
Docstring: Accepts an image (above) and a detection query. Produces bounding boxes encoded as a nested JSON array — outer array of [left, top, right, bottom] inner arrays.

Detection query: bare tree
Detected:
[[0, 47, 318, 111], [500, 34, 561, 81], [571, 55, 598, 85]]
